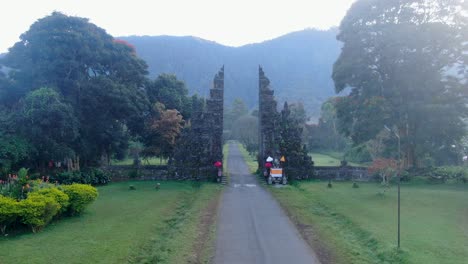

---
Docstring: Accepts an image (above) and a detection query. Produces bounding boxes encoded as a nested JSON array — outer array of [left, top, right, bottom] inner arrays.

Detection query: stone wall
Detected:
[[314, 166, 371, 181], [101, 165, 169, 181]]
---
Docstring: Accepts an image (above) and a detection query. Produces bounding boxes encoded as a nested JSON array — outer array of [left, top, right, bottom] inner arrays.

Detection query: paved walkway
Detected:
[[214, 143, 320, 264]]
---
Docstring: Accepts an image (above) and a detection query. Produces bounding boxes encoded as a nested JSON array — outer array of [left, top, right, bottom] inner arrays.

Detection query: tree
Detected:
[[231, 115, 258, 155], [1, 12, 150, 167], [279, 102, 313, 180], [146, 74, 192, 119], [17, 88, 78, 168], [224, 98, 249, 135], [306, 97, 349, 152], [333, 0, 468, 167], [142, 103, 185, 159], [368, 158, 398, 190]]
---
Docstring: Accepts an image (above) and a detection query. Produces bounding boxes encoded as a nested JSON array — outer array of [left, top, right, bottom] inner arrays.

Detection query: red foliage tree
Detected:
[[368, 158, 398, 186]]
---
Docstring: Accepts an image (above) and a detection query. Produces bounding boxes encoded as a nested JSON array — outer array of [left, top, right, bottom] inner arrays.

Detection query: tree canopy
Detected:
[[332, 0, 468, 167], [0, 12, 192, 170]]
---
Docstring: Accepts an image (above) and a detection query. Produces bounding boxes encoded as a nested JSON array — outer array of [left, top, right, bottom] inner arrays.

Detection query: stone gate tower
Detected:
[[258, 66, 279, 162], [206, 66, 224, 163]]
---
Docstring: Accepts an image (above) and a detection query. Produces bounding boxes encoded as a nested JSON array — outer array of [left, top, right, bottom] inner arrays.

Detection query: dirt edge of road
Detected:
[[193, 188, 223, 264], [274, 194, 336, 264]]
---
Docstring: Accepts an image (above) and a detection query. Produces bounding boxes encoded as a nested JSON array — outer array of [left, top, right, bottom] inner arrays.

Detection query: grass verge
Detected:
[[111, 157, 168, 166], [223, 143, 230, 183], [236, 143, 258, 174], [0, 181, 222, 264], [270, 181, 468, 264]]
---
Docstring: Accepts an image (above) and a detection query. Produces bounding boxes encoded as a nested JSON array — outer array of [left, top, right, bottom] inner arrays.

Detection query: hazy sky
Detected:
[[0, 0, 356, 53]]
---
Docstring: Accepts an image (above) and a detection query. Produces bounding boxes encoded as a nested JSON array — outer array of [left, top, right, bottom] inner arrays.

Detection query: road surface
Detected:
[[214, 143, 320, 264]]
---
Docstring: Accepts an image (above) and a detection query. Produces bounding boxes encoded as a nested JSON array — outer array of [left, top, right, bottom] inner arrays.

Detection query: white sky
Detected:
[[0, 0, 356, 53]]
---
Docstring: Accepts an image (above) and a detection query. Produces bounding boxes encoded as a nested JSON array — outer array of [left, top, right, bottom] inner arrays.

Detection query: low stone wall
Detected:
[[314, 166, 371, 181], [101, 165, 218, 182], [101, 165, 168, 182]]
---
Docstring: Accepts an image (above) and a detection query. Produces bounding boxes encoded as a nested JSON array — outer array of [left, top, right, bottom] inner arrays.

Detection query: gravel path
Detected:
[[214, 143, 320, 264]]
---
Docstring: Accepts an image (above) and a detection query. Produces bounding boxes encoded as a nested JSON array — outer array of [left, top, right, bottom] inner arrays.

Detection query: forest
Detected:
[[0, 12, 197, 178]]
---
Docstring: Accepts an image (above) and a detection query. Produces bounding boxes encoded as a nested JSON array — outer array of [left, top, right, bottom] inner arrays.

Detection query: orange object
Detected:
[[271, 168, 283, 177]]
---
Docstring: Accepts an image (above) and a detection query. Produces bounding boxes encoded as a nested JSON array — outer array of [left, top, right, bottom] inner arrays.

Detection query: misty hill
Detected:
[[120, 29, 341, 119]]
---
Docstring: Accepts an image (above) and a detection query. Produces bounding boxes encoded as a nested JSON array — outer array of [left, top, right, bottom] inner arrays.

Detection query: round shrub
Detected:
[[20, 193, 59, 233], [0, 195, 21, 234], [86, 168, 111, 185], [34, 188, 69, 215], [61, 184, 98, 215]]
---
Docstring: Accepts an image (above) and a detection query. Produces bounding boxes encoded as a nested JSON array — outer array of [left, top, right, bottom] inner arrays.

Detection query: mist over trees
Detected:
[[120, 29, 341, 120], [332, 0, 468, 167]]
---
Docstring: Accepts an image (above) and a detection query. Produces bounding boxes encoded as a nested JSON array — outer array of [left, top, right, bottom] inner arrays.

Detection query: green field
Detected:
[[0, 181, 222, 264], [310, 152, 362, 167], [111, 157, 168, 166], [270, 181, 468, 264]]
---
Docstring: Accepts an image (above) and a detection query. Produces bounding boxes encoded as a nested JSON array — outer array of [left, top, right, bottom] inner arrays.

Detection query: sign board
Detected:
[[271, 168, 283, 178]]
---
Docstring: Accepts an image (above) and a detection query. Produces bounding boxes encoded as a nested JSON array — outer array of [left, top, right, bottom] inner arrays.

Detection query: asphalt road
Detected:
[[214, 143, 320, 264]]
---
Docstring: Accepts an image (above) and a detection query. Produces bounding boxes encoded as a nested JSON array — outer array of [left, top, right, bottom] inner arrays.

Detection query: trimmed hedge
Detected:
[[0, 183, 98, 234], [0, 196, 20, 234], [35, 187, 70, 214], [61, 184, 98, 215], [20, 193, 59, 233]]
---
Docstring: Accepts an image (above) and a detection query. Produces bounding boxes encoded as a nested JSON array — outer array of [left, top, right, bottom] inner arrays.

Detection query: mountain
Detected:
[[120, 28, 341, 119]]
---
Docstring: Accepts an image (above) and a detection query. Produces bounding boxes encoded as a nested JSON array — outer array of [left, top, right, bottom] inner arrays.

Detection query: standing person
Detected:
[[214, 161, 223, 183], [265, 156, 273, 180]]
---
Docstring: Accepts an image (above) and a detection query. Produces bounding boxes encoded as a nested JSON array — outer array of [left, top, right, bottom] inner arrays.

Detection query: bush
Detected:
[[432, 166, 468, 183], [34, 188, 69, 214], [345, 144, 372, 163], [52, 168, 111, 185], [29, 179, 56, 192], [0, 196, 21, 234], [86, 168, 111, 185], [20, 193, 59, 233], [128, 169, 140, 178], [61, 184, 98, 215], [52, 171, 82, 185]]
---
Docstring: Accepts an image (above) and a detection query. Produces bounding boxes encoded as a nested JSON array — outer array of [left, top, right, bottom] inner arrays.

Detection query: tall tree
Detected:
[[231, 115, 258, 154], [224, 98, 249, 136], [279, 102, 313, 180], [1, 12, 150, 166], [333, 0, 468, 167], [142, 103, 185, 159], [146, 74, 192, 119], [17, 88, 78, 167]]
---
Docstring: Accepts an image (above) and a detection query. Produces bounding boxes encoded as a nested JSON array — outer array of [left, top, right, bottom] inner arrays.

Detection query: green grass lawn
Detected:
[[0, 181, 221, 264], [310, 152, 362, 167], [237, 143, 258, 174], [111, 156, 168, 166], [270, 181, 468, 264]]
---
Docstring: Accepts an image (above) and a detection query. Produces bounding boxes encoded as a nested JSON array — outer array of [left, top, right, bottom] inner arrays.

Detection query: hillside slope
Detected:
[[121, 29, 341, 118]]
